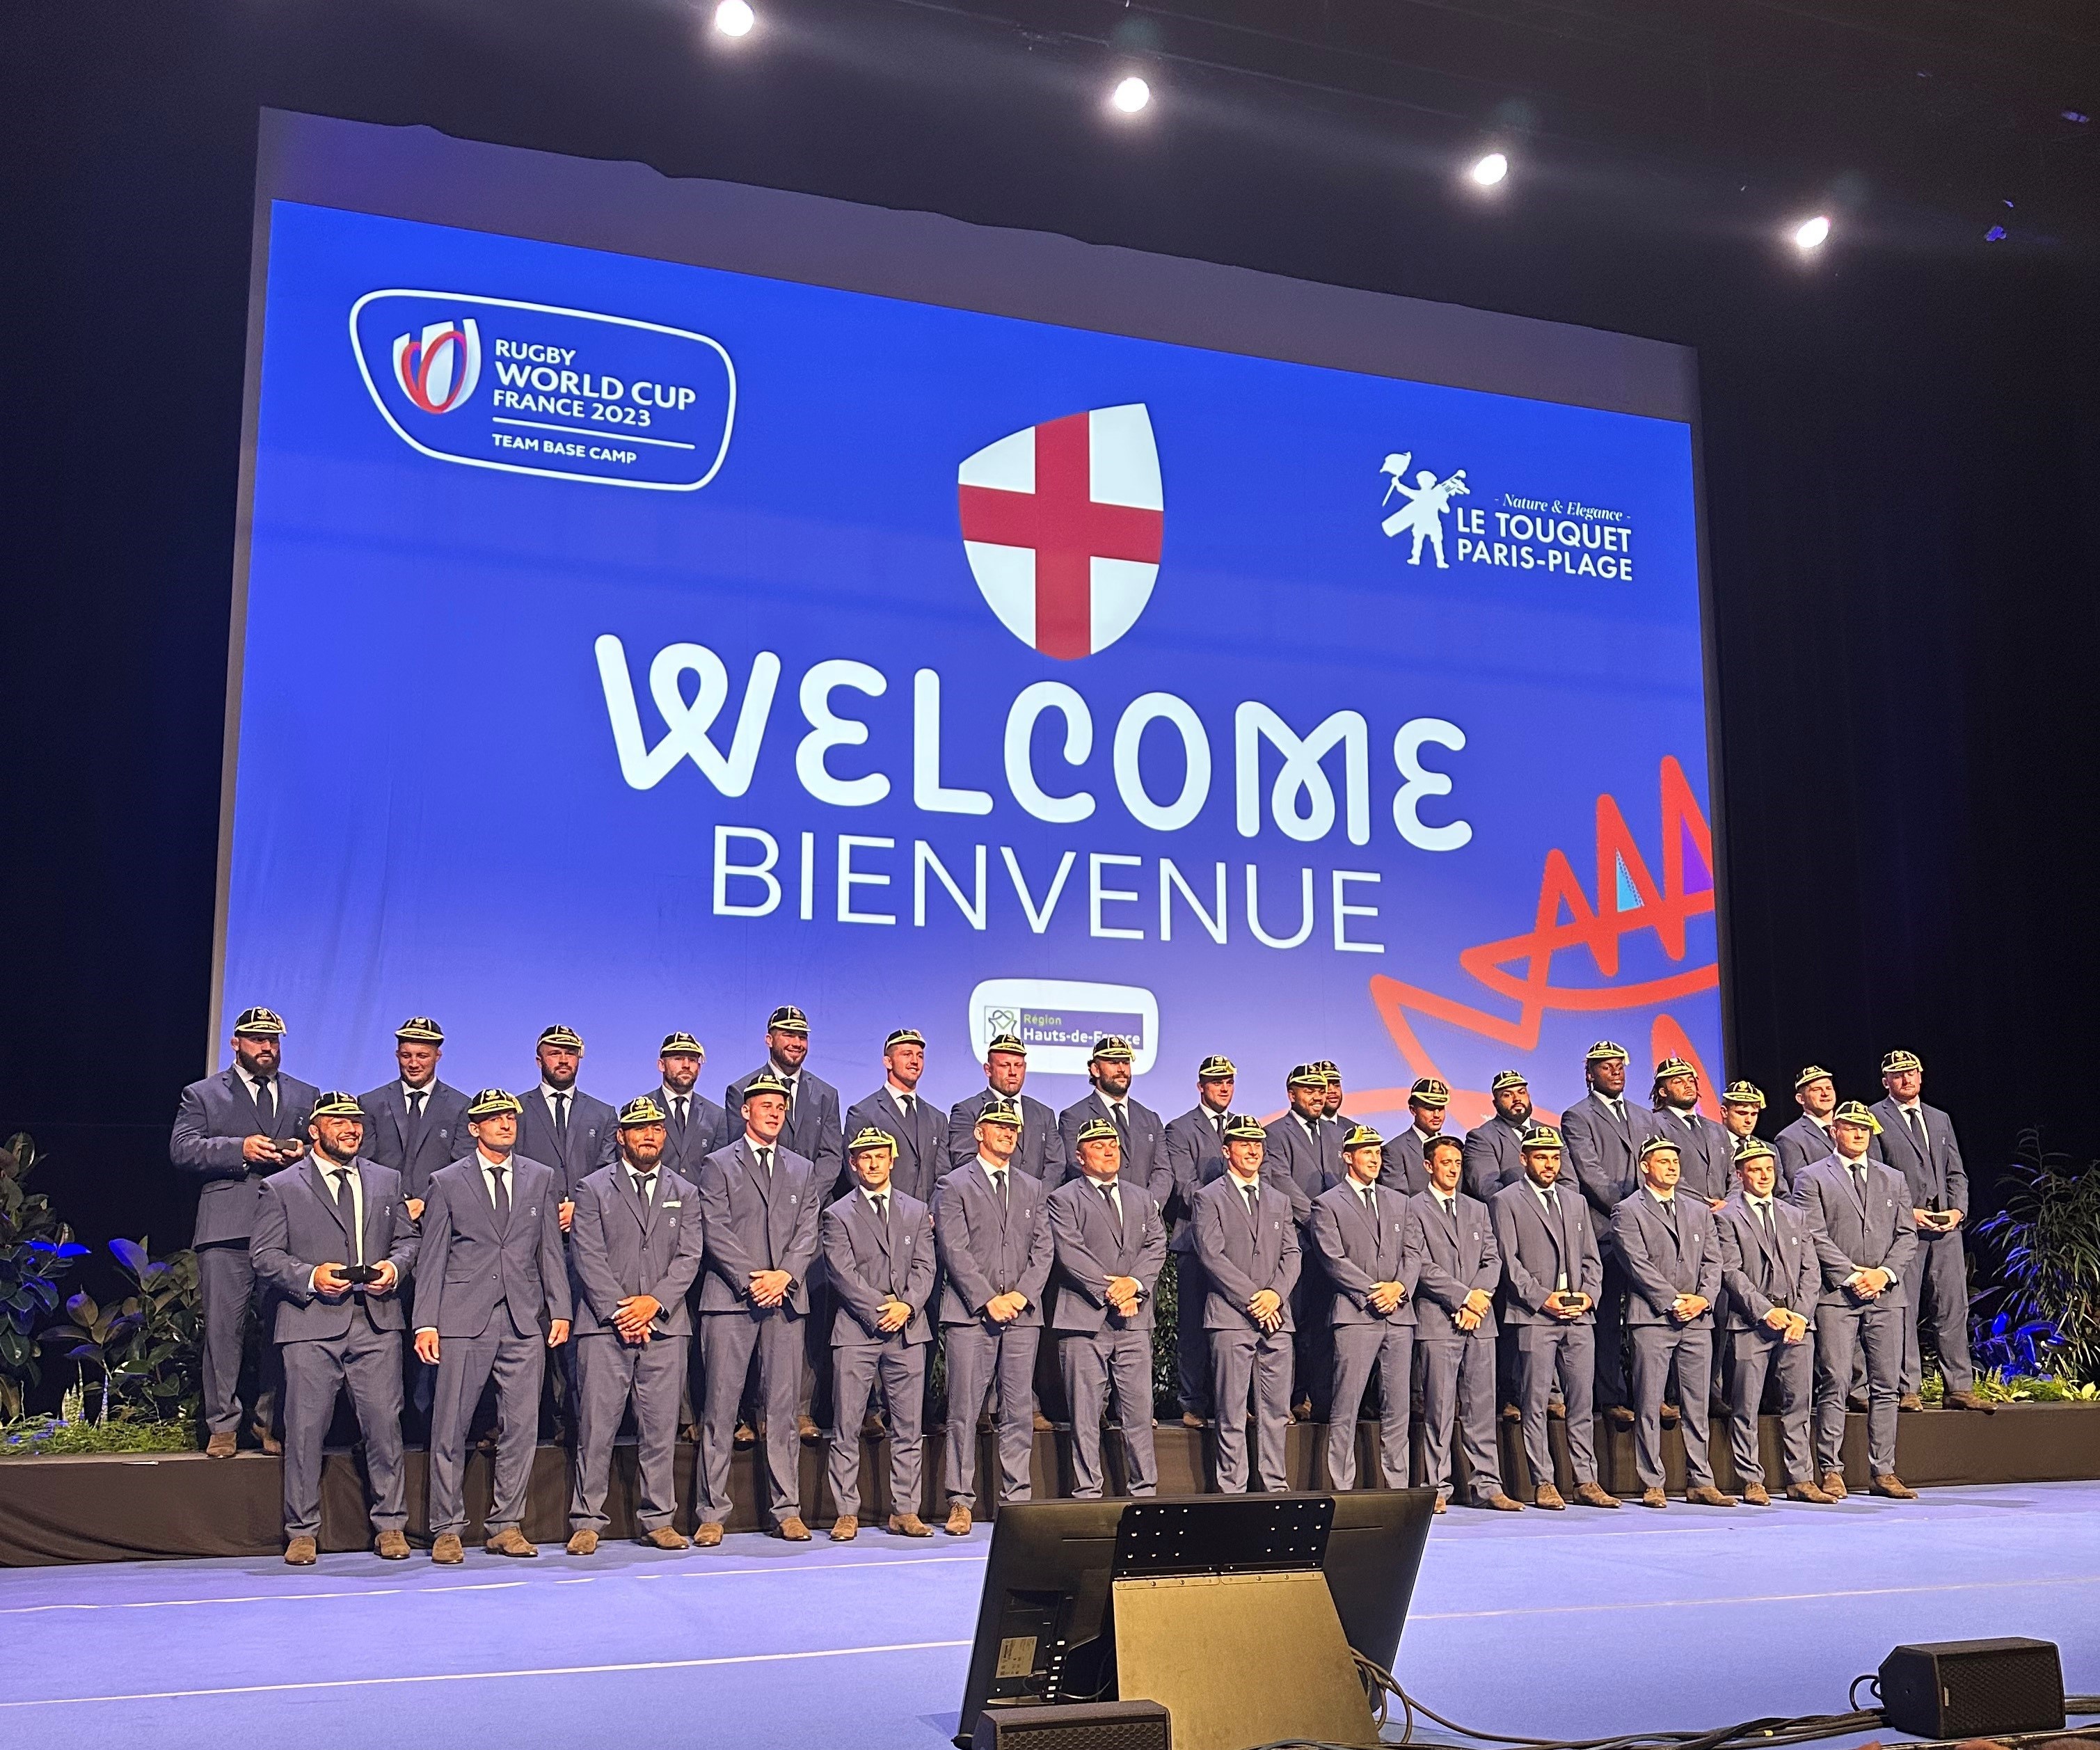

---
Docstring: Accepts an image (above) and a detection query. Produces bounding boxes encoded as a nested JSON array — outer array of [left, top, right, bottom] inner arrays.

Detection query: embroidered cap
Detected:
[[1490, 1069, 1529, 1094], [1721, 1079, 1767, 1109], [1638, 1133, 1683, 1160], [986, 1033, 1027, 1056], [1075, 1116, 1121, 1147], [1409, 1077, 1452, 1108], [976, 1097, 1023, 1129], [1520, 1126, 1565, 1152], [1223, 1114, 1266, 1143], [1585, 1040, 1630, 1063], [846, 1126, 897, 1156], [1090, 1035, 1136, 1062], [884, 1027, 927, 1051], [1653, 1057, 1698, 1083], [1880, 1049, 1923, 1076], [232, 1006, 286, 1037], [538, 1024, 584, 1051], [659, 1031, 704, 1058], [1794, 1064, 1836, 1092], [617, 1095, 667, 1127], [1286, 1063, 1327, 1089], [466, 1088, 523, 1119], [765, 1005, 811, 1035], [742, 1070, 793, 1102], [1734, 1138, 1779, 1166], [1831, 1099, 1884, 1133], [394, 1016, 444, 1044], [1342, 1124, 1384, 1152], [1196, 1053, 1236, 1081], [310, 1090, 364, 1120]]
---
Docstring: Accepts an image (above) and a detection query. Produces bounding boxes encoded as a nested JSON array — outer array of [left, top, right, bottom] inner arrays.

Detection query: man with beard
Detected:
[[1463, 1069, 1540, 1201], [1561, 1040, 1658, 1429], [647, 1032, 726, 1182], [948, 1032, 1064, 1182], [1057, 1037, 1165, 1200], [1381, 1078, 1457, 1195], [517, 1025, 618, 1223], [358, 1017, 468, 1220], [1263, 1064, 1334, 1418], [1161, 1054, 1240, 1428], [1650, 1058, 1734, 1207], [1316, 1061, 1355, 1130]]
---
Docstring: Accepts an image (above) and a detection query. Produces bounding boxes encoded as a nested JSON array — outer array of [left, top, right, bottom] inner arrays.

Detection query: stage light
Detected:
[[1111, 76, 1152, 116], [1470, 152, 1509, 187], [1792, 214, 1831, 251], [714, 0, 755, 38]]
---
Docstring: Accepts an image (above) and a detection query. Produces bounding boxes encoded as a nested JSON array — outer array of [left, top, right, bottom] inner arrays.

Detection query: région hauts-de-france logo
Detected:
[[957, 404, 1164, 660], [391, 317, 483, 415], [1379, 450, 1470, 568]]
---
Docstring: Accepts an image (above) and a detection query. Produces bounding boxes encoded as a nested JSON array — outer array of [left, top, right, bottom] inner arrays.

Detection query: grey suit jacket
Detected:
[[946, 1087, 1064, 1182], [565, 1161, 703, 1339], [515, 1084, 619, 1200], [642, 1088, 731, 1182], [1265, 1111, 1341, 1211], [821, 1187, 936, 1346], [1462, 1118, 1536, 1202], [411, 1154, 571, 1337], [1610, 1190, 1721, 1326], [1047, 1175, 1167, 1335], [1310, 1181, 1417, 1327], [1404, 1189, 1500, 1340], [1490, 1179, 1602, 1323], [170, 1068, 321, 1245], [694, 1138, 822, 1316], [932, 1159, 1054, 1328], [1652, 1107, 1735, 1203], [1773, 1115, 1833, 1193], [1161, 1106, 1235, 1252], [845, 1086, 950, 1207], [250, 1158, 419, 1339], [1057, 1090, 1166, 1195], [356, 1079, 470, 1203], [1192, 1173, 1300, 1332], [1868, 1099, 1969, 1216], [1378, 1124, 1455, 1197], [1560, 1092, 1658, 1237], [1715, 1191, 1819, 1329], [1789, 1154, 1919, 1308], [725, 1065, 844, 1196]]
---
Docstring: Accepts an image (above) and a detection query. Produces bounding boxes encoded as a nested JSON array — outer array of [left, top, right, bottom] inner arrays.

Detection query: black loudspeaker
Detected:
[[1879, 1638, 2065, 1739], [971, 1701, 1171, 1750]]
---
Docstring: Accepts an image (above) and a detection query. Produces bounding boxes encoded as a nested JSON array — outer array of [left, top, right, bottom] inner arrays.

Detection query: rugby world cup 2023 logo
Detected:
[[391, 317, 483, 415]]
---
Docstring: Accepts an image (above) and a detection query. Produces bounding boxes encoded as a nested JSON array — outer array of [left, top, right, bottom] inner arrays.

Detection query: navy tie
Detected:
[[488, 1162, 510, 1230], [331, 1169, 360, 1264], [552, 1092, 570, 1143]]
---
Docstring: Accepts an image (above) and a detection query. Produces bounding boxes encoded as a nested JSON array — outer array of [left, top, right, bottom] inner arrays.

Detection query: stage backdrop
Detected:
[[215, 110, 1721, 1129]]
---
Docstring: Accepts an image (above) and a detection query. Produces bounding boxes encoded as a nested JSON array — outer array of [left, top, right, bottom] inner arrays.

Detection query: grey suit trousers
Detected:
[[430, 1315, 546, 1536], [1814, 1298, 1902, 1476], [1513, 1323, 1598, 1488], [1209, 1327, 1291, 1493], [1904, 1230, 1975, 1394], [943, 1324, 1039, 1509], [1724, 1328, 1814, 1487], [1419, 1333, 1504, 1501], [1173, 1255, 1212, 1417], [829, 1339, 927, 1520], [701, 1311, 804, 1525], [571, 1332, 687, 1533], [1630, 1323, 1713, 1488], [198, 1240, 282, 1436], [280, 1319, 405, 1538], [1058, 1328, 1157, 1499], [1327, 1323, 1413, 1490]]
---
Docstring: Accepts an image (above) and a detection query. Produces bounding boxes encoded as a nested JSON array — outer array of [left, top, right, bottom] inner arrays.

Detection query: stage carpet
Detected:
[[0, 1480, 2094, 1749]]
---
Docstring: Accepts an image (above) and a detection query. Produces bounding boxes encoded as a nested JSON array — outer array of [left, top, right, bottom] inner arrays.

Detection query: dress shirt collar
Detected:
[[625, 1159, 659, 1193], [1646, 1187, 1676, 1209], [1432, 1188, 1456, 1213], [539, 1080, 575, 1105], [1747, 1194, 1775, 1215], [401, 1078, 436, 1101], [1225, 1166, 1262, 1193], [976, 1156, 1011, 1187], [234, 1063, 270, 1096]]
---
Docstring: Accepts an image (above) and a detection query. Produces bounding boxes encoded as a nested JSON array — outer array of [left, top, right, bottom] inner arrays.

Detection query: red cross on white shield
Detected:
[[956, 404, 1165, 660]]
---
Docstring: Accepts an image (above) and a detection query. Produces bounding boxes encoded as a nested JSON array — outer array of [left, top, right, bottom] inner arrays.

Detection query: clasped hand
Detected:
[[747, 1269, 793, 1309]]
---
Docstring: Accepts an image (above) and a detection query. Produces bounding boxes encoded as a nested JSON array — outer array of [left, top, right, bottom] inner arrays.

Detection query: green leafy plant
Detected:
[[0, 1133, 90, 1419], [39, 1238, 201, 1426], [0, 1413, 196, 1458], [1972, 1131, 2100, 1387]]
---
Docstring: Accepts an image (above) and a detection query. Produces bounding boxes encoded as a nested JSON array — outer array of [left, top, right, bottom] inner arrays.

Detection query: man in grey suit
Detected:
[[845, 1028, 949, 1206], [1193, 1115, 1300, 1494], [820, 1127, 937, 1540], [170, 1005, 317, 1457], [1791, 1101, 1920, 1500], [933, 1099, 1055, 1535], [1612, 1136, 1733, 1508], [1407, 1136, 1520, 1513], [1714, 1140, 1830, 1505], [358, 1017, 468, 1216], [564, 1097, 705, 1557], [250, 1091, 419, 1564], [1720, 1080, 1766, 1148], [695, 1069, 824, 1542], [1463, 1069, 1538, 1202], [1650, 1059, 1734, 1207], [1317, 1061, 1355, 1130], [1057, 1035, 1166, 1198], [1047, 1117, 1168, 1500], [1490, 1127, 1616, 1510], [1264, 1063, 1333, 1419], [1161, 1054, 1240, 1428], [947, 1032, 1063, 1182], [1775, 1065, 1840, 1193], [1561, 1039, 1656, 1426], [1311, 1125, 1416, 1491], [413, 1089, 572, 1561], [1870, 1049, 1986, 1412], [650, 1032, 728, 1181], [1380, 1077, 1456, 1195]]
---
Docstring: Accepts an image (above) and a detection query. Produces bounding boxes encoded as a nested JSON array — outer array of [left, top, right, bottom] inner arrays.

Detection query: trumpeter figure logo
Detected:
[[1380, 450, 1470, 568]]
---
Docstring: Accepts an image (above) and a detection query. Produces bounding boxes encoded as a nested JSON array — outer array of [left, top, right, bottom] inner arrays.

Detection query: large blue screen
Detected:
[[223, 165, 1721, 1129]]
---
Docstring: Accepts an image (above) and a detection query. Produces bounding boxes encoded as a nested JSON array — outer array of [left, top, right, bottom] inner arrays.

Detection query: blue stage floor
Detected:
[[3, 1482, 2096, 1749]]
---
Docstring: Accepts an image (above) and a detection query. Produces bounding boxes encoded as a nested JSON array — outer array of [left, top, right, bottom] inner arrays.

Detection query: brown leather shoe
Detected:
[[1181, 1411, 1209, 1429], [680, 1422, 701, 1444], [945, 1502, 973, 1536], [374, 1529, 411, 1559], [1573, 1481, 1621, 1509], [1944, 1390, 1996, 1413], [565, 1529, 599, 1555], [205, 1430, 238, 1458], [1741, 1482, 1771, 1506], [888, 1512, 933, 1538], [642, 1527, 690, 1550], [1820, 1470, 1849, 1500], [284, 1536, 318, 1566], [1659, 1402, 1681, 1429], [694, 1522, 724, 1547], [1500, 1402, 1520, 1422], [1290, 1397, 1313, 1424], [797, 1415, 822, 1446], [1685, 1483, 1737, 1507], [1898, 1392, 1925, 1413], [1639, 1486, 1667, 1509], [484, 1527, 538, 1557], [1603, 1404, 1635, 1431], [733, 1420, 757, 1449], [1032, 1410, 1053, 1431], [1786, 1481, 1836, 1504], [829, 1515, 859, 1541], [1432, 1495, 1447, 1513], [1548, 1399, 1568, 1421], [1870, 1472, 1918, 1500], [1845, 1392, 1868, 1415], [1532, 1483, 1566, 1510], [1475, 1491, 1525, 1512], [775, 1516, 813, 1542], [251, 1424, 283, 1457], [431, 1533, 464, 1564], [861, 1411, 887, 1440]]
